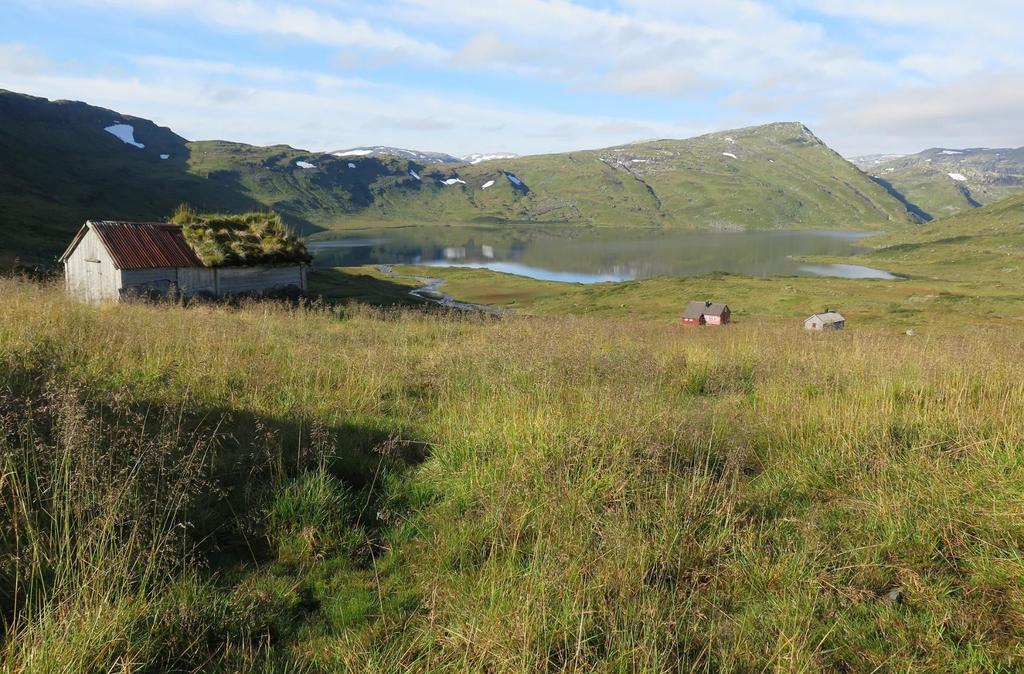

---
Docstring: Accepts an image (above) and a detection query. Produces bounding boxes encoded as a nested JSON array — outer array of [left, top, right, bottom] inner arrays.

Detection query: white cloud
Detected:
[[0, 42, 56, 76], [0, 41, 694, 154], [130, 55, 382, 90], [819, 70, 1024, 154], [7, 0, 1024, 154], [392, 0, 898, 103], [600, 66, 707, 97], [66, 0, 450, 61]]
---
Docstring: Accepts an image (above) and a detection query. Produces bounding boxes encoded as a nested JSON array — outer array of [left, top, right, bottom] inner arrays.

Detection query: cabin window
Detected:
[[85, 258, 101, 263]]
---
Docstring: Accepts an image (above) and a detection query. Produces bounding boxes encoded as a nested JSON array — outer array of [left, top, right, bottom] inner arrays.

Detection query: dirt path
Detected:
[[376, 265, 508, 315]]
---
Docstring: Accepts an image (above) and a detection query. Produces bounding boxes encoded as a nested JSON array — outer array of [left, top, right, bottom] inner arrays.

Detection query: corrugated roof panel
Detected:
[[88, 221, 203, 270]]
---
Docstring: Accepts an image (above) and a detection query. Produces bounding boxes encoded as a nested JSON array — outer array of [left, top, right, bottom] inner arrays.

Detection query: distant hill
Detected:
[[847, 154, 907, 168], [0, 89, 917, 266], [0, 90, 259, 267], [330, 148, 521, 165], [851, 147, 1024, 220], [865, 192, 1024, 282], [191, 121, 915, 234], [461, 152, 520, 164], [331, 146, 461, 163]]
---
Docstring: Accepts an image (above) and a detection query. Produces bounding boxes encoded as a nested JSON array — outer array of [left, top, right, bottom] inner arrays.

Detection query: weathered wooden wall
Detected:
[[177, 268, 217, 295], [64, 228, 121, 303], [120, 268, 179, 296], [215, 266, 306, 296]]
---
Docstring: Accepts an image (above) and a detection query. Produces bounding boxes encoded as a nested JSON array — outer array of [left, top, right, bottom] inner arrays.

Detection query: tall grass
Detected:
[[2, 276, 1024, 671]]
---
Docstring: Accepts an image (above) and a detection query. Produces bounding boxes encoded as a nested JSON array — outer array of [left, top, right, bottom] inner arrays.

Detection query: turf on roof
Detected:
[[172, 211, 311, 267]]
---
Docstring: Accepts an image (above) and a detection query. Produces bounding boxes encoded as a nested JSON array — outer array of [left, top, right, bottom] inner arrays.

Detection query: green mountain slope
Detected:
[[864, 192, 1024, 282], [0, 90, 259, 267], [0, 90, 915, 266], [187, 122, 915, 232], [323, 122, 914, 230], [852, 147, 1024, 220]]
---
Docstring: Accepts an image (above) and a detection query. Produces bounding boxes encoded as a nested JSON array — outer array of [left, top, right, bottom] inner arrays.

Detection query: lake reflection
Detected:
[[309, 226, 895, 283]]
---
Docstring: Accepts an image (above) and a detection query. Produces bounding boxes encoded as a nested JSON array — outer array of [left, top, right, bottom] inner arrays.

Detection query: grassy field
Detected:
[[323, 264, 1024, 330], [309, 193, 1024, 329], [863, 194, 1024, 283], [4, 277, 1024, 671]]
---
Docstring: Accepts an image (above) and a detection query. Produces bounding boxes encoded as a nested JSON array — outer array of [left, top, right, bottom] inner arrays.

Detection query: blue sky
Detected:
[[2, 0, 1022, 156]]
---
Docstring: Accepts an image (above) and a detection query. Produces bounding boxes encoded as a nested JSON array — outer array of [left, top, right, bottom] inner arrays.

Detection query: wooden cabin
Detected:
[[682, 300, 731, 326], [60, 220, 308, 303], [804, 310, 845, 331]]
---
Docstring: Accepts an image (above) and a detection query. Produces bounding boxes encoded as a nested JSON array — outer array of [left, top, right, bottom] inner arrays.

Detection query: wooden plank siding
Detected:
[[63, 227, 122, 303], [120, 268, 179, 297], [176, 267, 217, 295], [215, 266, 306, 296], [118, 266, 305, 300]]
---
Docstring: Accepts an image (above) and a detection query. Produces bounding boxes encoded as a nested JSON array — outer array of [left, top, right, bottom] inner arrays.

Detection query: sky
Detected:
[[2, 0, 1023, 157]]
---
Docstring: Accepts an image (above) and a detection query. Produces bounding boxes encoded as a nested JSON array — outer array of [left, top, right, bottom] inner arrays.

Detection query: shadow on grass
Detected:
[[193, 404, 429, 568], [308, 267, 427, 307], [0, 371, 432, 649], [875, 234, 973, 254], [869, 176, 933, 222]]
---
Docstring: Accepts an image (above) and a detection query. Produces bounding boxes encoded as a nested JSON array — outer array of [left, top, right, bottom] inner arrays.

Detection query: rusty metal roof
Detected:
[[85, 221, 203, 270]]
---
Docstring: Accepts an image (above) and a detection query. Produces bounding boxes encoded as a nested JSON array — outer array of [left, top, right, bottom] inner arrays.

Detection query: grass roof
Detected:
[[171, 208, 311, 267]]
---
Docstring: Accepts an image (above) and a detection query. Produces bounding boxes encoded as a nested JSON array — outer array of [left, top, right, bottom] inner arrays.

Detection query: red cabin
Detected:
[[681, 300, 731, 326]]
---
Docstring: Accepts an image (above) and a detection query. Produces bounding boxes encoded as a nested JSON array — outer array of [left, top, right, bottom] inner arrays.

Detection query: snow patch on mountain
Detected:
[[939, 150, 963, 155], [462, 152, 519, 164], [160, 154, 170, 160], [104, 123, 144, 148], [295, 161, 317, 169], [441, 178, 466, 186], [348, 163, 357, 169], [848, 153, 907, 168], [722, 152, 737, 159], [948, 172, 967, 182], [481, 180, 495, 190], [409, 170, 421, 181], [333, 146, 459, 163]]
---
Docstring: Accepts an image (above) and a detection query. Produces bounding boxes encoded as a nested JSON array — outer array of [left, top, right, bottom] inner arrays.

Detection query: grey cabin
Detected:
[[60, 220, 308, 303], [804, 311, 845, 331]]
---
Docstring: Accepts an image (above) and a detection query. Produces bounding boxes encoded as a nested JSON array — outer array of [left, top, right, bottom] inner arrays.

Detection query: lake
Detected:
[[308, 226, 896, 283]]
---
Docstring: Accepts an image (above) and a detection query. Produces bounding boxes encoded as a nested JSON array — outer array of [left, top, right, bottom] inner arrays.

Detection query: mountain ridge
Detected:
[[331, 146, 461, 163], [852, 146, 1024, 219], [0, 90, 915, 266]]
